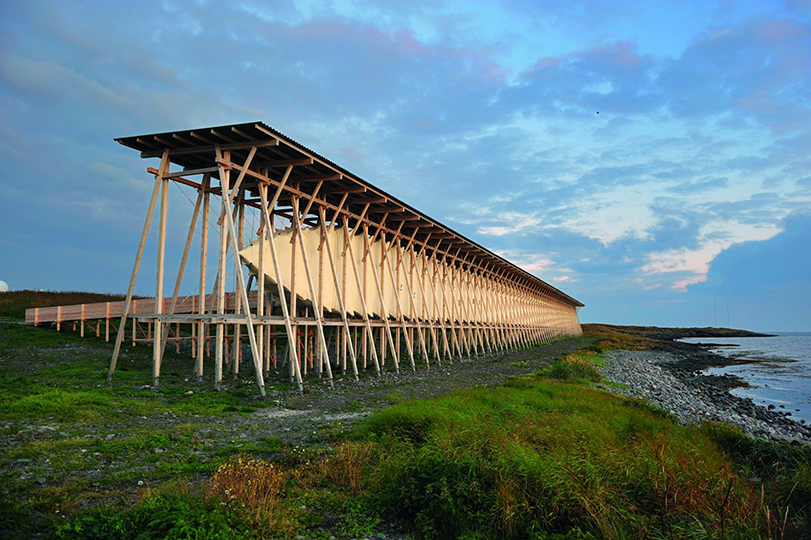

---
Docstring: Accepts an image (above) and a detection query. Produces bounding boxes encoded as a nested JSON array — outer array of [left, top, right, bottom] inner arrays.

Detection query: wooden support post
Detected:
[[361, 223, 403, 371], [380, 226, 428, 370], [152, 169, 169, 388], [257, 186, 266, 376], [257, 173, 304, 392], [379, 223, 418, 370], [317, 222, 325, 375], [233, 192, 245, 377], [427, 248, 452, 361], [197, 175, 210, 380], [413, 243, 441, 364], [215, 147, 265, 396], [318, 206, 360, 380], [436, 254, 461, 361], [342, 220, 382, 374], [290, 198, 334, 387], [105, 303, 110, 342], [108, 153, 166, 381], [159, 181, 204, 358]]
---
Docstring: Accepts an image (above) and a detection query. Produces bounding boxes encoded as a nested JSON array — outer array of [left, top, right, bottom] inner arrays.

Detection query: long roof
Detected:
[[116, 121, 584, 308]]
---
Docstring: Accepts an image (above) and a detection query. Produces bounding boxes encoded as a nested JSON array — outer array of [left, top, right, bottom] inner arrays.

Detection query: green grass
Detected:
[[541, 351, 603, 382], [0, 320, 277, 423], [54, 371, 811, 539], [52, 491, 251, 539]]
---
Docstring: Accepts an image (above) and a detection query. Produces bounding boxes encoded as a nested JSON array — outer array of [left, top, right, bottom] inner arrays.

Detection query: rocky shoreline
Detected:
[[596, 343, 811, 444]]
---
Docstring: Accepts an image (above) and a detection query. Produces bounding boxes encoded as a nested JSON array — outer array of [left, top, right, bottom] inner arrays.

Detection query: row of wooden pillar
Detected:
[[106, 146, 582, 395]]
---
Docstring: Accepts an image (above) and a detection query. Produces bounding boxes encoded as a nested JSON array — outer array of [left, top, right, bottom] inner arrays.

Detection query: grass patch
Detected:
[[49, 371, 811, 539], [355, 379, 810, 539], [542, 352, 602, 382], [0, 320, 275, 423], [52, 490, 251, 539], [582, 323, 656, 352]]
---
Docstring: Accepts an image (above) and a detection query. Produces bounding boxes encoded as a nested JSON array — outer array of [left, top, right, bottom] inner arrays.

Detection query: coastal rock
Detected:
[[599, 349, 810, 445]]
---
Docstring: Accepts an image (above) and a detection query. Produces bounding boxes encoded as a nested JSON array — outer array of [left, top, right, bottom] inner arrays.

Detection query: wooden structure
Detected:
[[30, 122, 584, 395]]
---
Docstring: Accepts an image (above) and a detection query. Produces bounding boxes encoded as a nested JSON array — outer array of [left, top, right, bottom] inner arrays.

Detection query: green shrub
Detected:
[[54, 492, 250, 540], [543, 354, 601, 382]]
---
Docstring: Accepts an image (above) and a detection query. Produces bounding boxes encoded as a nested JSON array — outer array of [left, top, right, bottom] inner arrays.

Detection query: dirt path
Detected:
[[234, 336, 595, 444]]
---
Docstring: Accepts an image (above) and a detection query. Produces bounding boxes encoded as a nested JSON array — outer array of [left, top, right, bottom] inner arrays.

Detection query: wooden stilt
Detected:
[[107, 154, 166, 381], [342, 220, 382, 375], [151, 169, 169, 388], [197, 175, 210, 380], [318, 205, 360, 380], [159, 182, 203, 358], [361, 223, 401, 372], [215, 147, 265, 396], [257, 173, 304, 392]]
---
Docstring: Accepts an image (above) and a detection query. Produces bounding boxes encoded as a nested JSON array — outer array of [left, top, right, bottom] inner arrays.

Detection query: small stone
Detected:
[[105, 434, 115, 440]]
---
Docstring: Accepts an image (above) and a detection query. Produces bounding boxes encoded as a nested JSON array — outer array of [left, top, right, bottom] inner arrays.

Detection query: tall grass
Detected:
[[543, 352, 602, 382], [356, 379, 781, 538]]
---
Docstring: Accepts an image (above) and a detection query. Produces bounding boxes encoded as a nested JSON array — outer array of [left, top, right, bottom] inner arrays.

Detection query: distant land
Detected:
[[581, 323, 773, 341]]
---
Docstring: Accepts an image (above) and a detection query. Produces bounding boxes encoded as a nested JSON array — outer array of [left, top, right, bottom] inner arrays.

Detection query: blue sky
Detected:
[[1, 0, 809, 331]]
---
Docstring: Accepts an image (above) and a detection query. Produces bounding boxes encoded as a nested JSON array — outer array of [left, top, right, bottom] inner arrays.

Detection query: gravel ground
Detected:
[[597, 346, 811, 444]]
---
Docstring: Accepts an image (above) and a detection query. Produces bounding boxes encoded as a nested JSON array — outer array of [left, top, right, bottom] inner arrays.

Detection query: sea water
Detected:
[[680, 333, 811, 424]]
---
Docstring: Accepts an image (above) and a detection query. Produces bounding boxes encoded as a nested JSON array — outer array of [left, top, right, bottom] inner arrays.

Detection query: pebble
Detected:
[[598, 350, 811, 444]]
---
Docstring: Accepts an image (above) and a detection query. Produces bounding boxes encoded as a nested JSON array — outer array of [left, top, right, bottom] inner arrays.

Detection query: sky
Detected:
[[0, 0, 809, 332]]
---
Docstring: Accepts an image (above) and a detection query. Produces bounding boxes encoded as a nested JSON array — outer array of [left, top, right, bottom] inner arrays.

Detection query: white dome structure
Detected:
[[0, 280, 8, 293]]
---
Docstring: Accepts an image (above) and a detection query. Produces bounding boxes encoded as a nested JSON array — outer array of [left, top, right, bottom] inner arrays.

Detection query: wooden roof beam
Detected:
[[164, 166, 219, 178], [231, 126, 252, 139], [172, 133, 195, 146], [321, 185, 366, 194], [296, 173, 342, 182], [139, 139, 279, 159], [258, 158, 314, 168], [352, 197, 387, 205], [210, 129, 237, 143]]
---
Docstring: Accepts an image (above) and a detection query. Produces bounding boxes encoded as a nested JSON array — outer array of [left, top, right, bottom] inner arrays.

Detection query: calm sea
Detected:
[[679, 333, 811, 424]]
